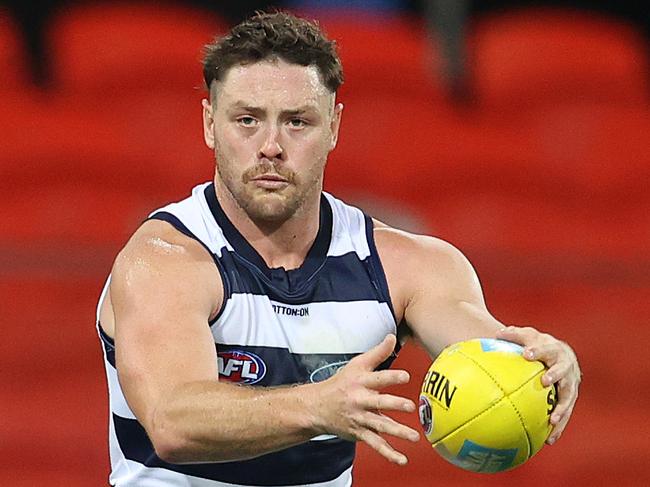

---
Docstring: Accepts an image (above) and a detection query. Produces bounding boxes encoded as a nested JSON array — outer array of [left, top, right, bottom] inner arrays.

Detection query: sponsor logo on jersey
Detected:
[[218, 351, 266, 385], [272, 304, 309, 317], [309, 360, 349, 383]]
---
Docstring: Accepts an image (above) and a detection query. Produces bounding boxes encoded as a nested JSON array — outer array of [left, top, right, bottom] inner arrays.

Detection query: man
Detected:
[[97, 11, 581, 487]]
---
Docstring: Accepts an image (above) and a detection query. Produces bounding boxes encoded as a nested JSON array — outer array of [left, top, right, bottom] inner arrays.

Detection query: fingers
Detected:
[[496, 326, 581, 447], [549, 370, 578, 425], [543, 345, 580, 445], [352, 334, 397, 371], [356, 412, 420, 465], [498, 327, 568, 386], [362, 369, 410, 389], [362, 411, 420, 443], [497, 326, 555, 360], [338, 393, 418, 466], [541, 357, 571, 387], [551, 380, 570, 425], [359, 429, 409, 466], [547, 401, 576, 445], [358, 392, 416, 413], [496, 325, 535, 345]]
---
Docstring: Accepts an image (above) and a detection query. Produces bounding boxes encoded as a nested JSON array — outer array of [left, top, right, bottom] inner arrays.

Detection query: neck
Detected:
[[214, 179, 322, 270]]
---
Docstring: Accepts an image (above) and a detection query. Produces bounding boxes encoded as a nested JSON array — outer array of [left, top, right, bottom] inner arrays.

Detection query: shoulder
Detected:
[[372, 220, 473, 276], [115, 219, 216, 272], [372, 221, 480, 315], [111, 219, 222, 318]]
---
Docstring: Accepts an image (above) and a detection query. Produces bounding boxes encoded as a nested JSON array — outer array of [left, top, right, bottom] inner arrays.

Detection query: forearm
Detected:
[[150, 380, 322, 464], [409, 299, 504, 358]]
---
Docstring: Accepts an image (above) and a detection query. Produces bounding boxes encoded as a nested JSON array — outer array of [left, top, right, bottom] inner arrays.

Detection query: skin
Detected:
[[100, 58, 581, 467]]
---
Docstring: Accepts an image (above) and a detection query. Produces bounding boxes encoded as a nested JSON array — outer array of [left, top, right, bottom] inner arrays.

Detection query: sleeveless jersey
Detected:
[[97, 182, 399, 486]]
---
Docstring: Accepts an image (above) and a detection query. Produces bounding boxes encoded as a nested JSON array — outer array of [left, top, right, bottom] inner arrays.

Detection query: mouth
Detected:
[[251, 173, 290, 190]]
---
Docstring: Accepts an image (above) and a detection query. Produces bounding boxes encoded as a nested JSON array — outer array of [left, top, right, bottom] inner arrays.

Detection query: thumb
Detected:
[[353, 334, 397, 370], [496, 326, 534, 346]]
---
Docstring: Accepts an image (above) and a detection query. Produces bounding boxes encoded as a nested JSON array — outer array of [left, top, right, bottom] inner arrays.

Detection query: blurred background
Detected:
[[0, 0, 648, 485]]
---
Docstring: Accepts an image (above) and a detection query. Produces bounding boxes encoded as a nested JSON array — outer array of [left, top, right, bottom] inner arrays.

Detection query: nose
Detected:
[[258, 124, 284, 161]]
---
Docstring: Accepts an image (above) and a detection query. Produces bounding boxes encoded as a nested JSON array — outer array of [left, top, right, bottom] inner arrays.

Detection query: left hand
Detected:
[[496, 326, 581, 445]]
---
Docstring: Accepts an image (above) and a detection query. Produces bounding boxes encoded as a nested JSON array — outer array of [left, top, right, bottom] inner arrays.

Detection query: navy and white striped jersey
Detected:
[[97, 182, 400, 486]]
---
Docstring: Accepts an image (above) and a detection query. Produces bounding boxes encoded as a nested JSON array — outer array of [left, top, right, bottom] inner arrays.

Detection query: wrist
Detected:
[[294, 381, 327, 437]]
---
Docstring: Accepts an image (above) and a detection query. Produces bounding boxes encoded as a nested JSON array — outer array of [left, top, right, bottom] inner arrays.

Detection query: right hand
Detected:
[[314, 334, 420, 465]]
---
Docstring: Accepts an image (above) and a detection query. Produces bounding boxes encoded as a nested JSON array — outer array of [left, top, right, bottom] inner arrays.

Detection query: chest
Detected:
[[211, 293, 396, 386]]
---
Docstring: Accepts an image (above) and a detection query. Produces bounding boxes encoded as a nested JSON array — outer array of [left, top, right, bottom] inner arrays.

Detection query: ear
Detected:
[[202, 98, 216, 150], [329, 102, 344, 151]]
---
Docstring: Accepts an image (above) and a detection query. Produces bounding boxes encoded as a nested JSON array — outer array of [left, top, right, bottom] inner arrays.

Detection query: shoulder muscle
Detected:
[[374, 225, 484, 312], [111, 219, 222, 323]]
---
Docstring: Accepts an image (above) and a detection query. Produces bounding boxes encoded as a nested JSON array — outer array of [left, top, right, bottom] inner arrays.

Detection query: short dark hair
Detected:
[[202, 11, 344, 94]]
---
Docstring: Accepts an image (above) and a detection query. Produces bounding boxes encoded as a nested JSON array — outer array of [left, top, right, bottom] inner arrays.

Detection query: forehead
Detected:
[[215, 59, 332, 109]]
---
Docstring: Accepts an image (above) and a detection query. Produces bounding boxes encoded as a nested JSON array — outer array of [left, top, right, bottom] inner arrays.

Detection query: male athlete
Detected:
[[97, 11, 581, 487]]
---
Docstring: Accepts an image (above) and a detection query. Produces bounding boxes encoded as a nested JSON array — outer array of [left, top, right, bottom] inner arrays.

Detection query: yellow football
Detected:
[[418, 338, 557, 473]]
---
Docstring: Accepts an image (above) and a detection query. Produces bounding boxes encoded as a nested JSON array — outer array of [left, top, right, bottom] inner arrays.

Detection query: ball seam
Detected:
[[432, 350, 542, 449], [505, 394, 534, 459], [461, 350, 537, 458]]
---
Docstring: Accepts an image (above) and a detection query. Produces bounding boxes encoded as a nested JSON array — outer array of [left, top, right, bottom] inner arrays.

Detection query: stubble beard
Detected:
[[215, 156, 324, 226]]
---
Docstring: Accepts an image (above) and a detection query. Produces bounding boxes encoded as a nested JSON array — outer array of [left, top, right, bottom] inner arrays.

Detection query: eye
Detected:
[[288, 118, 307, 128], [237, 116, 257, 127]]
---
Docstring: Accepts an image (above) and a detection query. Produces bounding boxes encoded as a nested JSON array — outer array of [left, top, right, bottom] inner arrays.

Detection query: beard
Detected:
[[215, 156, 324, 225]]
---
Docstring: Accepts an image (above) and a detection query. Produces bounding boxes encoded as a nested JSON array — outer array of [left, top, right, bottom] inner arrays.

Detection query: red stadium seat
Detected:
[[312, 14, 445, 101], [1, 276, 108, 485], [0, 9, 31, 92], [527, 104, 650, 196], [48, 2, 228, 94], [469, 8, 649, 110], [327, 95, 539, 208], [329, 95, 649, 261], [420, 190, 650, 261], [414, 108, 650, 260], [2, 183, 163, 247], [0, 91, 213, 247], [0, 90, 212, 188]]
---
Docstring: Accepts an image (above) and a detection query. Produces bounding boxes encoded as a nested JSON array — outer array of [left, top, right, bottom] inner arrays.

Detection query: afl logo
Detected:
[[419, 395, 433, 436], [218, 351, 266, 385]]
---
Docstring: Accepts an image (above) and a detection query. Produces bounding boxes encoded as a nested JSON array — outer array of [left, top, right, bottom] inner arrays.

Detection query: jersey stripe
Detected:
[[213, 296, 394, 354], [113, 414, 355, 486], [108, 458, 352, 487]]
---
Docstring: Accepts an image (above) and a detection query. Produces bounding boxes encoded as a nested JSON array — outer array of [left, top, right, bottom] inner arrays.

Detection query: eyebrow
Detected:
[[228, 102, 318, 116]]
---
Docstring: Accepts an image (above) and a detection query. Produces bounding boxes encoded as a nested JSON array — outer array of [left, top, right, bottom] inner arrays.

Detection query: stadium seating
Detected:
[[315, 14, 445, 101], [0, 277, 108, 485], [469, 8, 649, 110], [526, 104, 650, 195], [329, 94, 539, 206], [0, 91, 212, 247], [329, 92, 649, 262], [48, 2, 228, 94]]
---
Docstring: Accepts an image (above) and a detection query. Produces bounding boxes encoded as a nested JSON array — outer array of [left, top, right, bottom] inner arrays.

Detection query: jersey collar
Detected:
[[204, 183, 333, 291]]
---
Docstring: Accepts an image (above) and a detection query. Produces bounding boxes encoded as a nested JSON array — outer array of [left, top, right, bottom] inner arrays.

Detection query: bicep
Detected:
[[402, 239, 504, 358], [110, 225, 222, 430]]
